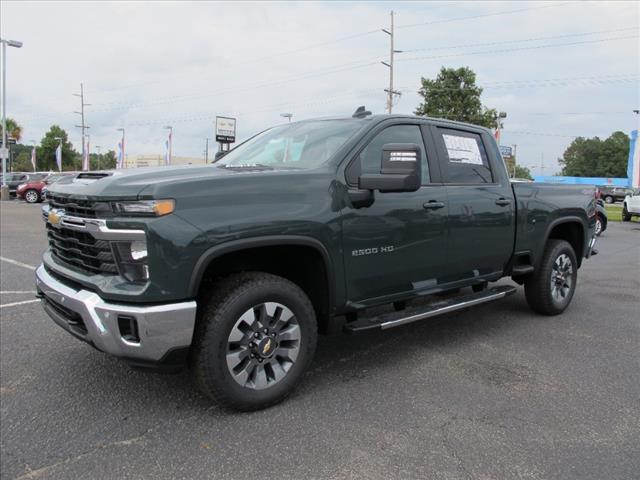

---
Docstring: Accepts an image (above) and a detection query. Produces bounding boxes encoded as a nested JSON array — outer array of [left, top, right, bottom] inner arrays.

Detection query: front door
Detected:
[[341, 123, 449, 305], [431, 126, 515, 282]]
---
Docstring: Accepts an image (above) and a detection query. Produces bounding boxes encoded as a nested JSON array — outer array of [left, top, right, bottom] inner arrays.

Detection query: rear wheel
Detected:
[[525, 240, 577, 315], [24, 189, 40, 203], [595, 217, 603, 236], [191, 272, 317, 411], [622, 204, 632, 222], [604, 195, 614, 204]]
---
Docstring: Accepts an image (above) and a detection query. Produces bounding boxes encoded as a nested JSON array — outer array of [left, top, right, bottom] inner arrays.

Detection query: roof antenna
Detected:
[[352, 106, 372, 118]]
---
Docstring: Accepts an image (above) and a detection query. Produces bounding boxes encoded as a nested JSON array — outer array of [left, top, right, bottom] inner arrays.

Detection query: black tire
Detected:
[[622, 205, 632, 222], [191, 272, 317, 411], [525, 239, 578, 316], [604, 195, 614, 204], [24, 189, 40, 204]]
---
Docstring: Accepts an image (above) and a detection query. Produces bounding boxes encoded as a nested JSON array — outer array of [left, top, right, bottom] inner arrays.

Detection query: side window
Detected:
[[437, 128, 493, 184], [350, 124, 430, 184]]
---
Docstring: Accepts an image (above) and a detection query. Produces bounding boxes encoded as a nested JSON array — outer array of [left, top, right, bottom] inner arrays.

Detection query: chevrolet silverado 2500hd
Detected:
[[36, 110, 598, 410]]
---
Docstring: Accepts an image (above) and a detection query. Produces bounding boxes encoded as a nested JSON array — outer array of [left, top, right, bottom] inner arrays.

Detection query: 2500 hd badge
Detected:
[[351, 245, 395, 256]]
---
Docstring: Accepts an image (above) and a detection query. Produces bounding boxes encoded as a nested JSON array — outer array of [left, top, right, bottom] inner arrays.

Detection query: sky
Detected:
[[1, 0, 639, 174]]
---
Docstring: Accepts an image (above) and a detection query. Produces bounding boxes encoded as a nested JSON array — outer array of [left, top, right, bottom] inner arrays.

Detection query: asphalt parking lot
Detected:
[[1, 201, 639, 480]]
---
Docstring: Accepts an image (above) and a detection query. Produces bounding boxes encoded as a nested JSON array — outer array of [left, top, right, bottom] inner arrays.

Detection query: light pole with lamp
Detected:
[[280, 113, 293, 123], [1, 37, 23, 200]]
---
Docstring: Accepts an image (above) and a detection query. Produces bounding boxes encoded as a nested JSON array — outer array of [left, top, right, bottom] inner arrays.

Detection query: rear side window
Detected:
[[437, 128, 493, 184]]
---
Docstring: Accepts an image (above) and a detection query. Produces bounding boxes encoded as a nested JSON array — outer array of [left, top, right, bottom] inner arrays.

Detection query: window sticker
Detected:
[[442, 134, 483, 165]]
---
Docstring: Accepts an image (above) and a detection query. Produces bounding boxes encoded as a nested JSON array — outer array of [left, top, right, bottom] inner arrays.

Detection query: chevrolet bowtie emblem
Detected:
[[48, 209, 64, 225], [262, 338, 273, 355]]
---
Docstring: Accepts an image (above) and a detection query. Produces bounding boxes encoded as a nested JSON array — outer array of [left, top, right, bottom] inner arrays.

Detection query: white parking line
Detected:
[[0, 257, 36, 270], [0, 299, 40, 308]]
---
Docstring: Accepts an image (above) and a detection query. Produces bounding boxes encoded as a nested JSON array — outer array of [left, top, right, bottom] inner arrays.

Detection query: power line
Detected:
[[397, 34, 639, 64], [402, 27, 639, 53], [396, 2, 572, 29]]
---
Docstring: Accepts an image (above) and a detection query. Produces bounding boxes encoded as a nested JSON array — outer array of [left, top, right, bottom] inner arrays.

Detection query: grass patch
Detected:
[[604, 203, 639, 222]]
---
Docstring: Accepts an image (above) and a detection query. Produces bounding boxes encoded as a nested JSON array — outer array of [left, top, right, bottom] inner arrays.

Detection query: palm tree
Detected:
[[1, 118, 23, 142]]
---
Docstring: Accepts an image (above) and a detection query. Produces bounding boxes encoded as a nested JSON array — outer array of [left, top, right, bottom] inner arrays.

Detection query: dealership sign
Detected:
[[215, 117, 236, 143], [499, 145, 513, 159]]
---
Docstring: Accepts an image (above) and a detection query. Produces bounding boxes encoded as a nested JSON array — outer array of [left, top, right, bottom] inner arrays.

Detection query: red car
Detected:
[[16, 173, 73, 203]]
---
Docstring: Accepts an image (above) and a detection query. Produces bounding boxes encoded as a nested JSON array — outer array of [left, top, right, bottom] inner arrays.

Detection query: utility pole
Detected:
[[205, 138, 209, 163], [381, 11, 402, 114], [74, 83, 90, 166]]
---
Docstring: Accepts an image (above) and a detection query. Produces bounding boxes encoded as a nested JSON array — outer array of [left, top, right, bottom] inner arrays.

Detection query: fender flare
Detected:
[[539, 215, 589, 266], [188, 235, 335, 305]]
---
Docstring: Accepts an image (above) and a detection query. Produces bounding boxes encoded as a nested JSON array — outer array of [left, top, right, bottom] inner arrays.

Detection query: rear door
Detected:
[[430, 125, 515, 282], [341, 121, 448, 304]]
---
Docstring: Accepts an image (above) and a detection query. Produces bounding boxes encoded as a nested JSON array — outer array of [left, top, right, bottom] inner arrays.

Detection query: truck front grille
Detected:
[[46, 223, 118, 275], [47, 194, 111, 219]]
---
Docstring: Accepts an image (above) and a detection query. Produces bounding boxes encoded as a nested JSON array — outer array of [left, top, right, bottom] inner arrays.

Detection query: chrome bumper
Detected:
[[35, 265, 197, 363]]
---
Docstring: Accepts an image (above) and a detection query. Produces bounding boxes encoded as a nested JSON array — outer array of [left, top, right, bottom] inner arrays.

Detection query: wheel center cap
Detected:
[[256, 336, 276, 358]]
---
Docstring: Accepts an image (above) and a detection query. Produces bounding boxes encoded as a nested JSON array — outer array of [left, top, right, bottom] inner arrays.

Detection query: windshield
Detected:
[[216, 119, 364, 170]]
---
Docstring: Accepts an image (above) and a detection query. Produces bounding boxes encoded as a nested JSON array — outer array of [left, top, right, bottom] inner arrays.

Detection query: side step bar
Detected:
[[344, 285, 517, 333]]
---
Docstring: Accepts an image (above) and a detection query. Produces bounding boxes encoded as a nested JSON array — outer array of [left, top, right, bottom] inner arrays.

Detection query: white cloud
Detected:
[[1, 0, 638, 174]]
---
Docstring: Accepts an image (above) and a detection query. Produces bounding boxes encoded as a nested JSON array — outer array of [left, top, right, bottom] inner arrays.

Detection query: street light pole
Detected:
[[1, 37, 23, 198], [95, 145, 101, 170], [280, 113, 293, 123]]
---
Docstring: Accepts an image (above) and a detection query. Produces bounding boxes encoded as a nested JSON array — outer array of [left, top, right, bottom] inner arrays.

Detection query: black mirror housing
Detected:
[[358, 143, 422, 193]]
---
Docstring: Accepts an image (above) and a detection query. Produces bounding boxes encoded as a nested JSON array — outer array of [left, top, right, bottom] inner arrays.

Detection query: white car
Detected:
[[622, 188, 640, 221]]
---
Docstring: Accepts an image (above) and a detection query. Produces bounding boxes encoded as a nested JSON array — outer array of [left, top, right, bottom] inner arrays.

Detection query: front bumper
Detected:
[[35, 264, 197, 364]]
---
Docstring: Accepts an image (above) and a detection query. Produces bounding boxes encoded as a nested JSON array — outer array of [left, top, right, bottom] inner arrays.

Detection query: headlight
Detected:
[[112, 199, 175, 216], [111, 240, 149, 283]]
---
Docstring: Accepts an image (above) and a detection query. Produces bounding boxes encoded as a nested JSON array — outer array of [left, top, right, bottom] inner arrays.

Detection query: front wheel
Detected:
[[24, 189, 40, 204], [191, 272, 317, 411], [622, 205, 632, 222], [525, 240, 578, 315], [604, 195, 614, 204]]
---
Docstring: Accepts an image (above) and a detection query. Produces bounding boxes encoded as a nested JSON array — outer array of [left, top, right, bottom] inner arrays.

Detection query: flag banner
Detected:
[[165, 130, 172, 166], [117, 141, 123, 169], [31, 147, 36, 172], [55, 144, 62, 172], [627, 130, 639, 188]]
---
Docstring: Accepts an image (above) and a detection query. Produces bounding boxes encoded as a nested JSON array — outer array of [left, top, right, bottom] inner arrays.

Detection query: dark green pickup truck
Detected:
[[37, 110, 598, 410]]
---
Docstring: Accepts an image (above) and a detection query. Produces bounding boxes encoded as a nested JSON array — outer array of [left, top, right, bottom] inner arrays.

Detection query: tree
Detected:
[[558, 131, 629, 177], [36, 125, 77, 171], [514, 165, 533, 180], [0, 117, 23, 142], [89, 150, 116, 170], [415, 67, 498, 129]]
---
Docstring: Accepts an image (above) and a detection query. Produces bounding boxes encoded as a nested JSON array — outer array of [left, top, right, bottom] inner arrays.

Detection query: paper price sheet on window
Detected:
[[443, 134, 483, 165]]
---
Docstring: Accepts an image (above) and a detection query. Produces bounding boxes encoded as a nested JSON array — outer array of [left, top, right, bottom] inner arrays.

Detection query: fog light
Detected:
[[130, 240, 148, 260]]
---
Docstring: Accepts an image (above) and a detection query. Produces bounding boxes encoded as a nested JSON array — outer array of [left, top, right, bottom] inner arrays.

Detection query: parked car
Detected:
[[622, 188, 640, 221], [595, 199, 607, 235], [37, 111, 598, 411], [4, 172, 48, 197], [597, 185, 631, 204], [16, 173, 74, 203]]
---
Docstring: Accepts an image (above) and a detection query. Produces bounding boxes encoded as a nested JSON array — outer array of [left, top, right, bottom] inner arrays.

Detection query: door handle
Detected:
[[495, 198, 511, 206], [423, 201, 445, 210]]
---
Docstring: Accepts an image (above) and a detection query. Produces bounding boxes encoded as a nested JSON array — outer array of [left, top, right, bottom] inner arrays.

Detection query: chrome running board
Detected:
[[344, 285, 517, 333]]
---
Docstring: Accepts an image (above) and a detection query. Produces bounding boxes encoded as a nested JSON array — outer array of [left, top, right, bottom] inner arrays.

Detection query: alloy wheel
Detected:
[[226, 302, 301, 390], [550, 253, 573, 303]]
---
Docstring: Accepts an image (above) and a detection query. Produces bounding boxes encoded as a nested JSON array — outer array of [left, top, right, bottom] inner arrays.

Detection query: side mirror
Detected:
[[358, 143, 422, 193], [214, 151, 227, 162]]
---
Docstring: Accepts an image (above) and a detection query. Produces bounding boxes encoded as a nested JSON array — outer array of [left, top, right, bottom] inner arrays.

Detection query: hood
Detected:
[[47, 164, 303, 200]]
